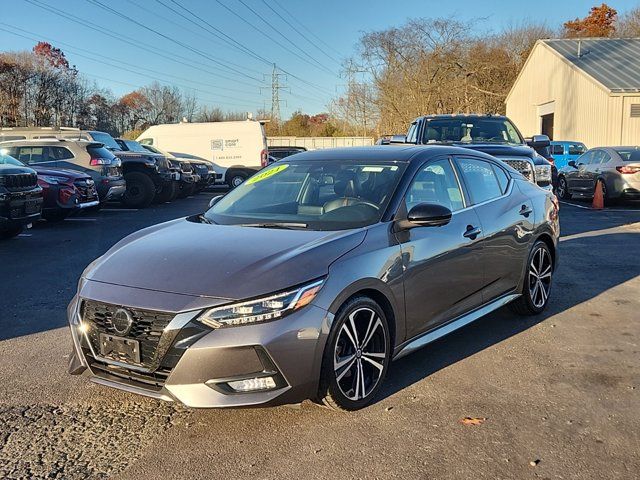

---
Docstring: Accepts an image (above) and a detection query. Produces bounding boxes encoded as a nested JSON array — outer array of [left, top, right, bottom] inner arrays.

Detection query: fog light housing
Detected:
[[227, 376, 276, 392]]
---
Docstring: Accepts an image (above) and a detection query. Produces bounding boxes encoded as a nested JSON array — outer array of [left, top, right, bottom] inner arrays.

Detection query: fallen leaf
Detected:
[[460, 416, 486, 426]]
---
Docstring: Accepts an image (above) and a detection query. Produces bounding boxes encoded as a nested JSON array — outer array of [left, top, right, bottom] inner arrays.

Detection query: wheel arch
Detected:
[[535, 232, 557, 272]]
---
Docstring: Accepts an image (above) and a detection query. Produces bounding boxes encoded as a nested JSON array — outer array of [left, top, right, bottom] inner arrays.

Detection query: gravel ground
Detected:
[[1, 194, 639, 479]]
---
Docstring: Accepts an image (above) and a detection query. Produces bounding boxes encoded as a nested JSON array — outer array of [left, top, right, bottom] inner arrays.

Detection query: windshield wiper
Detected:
[[238, 222, 308, 230]]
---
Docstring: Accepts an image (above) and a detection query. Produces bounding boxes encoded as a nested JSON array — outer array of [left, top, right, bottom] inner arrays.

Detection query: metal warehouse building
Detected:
[[506, 38, 640, 147]]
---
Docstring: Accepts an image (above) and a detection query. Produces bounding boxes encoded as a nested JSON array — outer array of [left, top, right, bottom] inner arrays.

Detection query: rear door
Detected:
[[453, 156, 534, 302], [569, 151, 594, 193], [14, 146, 55, 167], [397, 156, 485, 338], [585, 150, 609, 190]]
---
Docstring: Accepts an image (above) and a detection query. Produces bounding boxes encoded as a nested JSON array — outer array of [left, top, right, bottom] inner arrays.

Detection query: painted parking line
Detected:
[[17, 234, 32, 237], [66, 218, 97, 222], [559, 201, 593, 210], [100, 208, 139, 212]]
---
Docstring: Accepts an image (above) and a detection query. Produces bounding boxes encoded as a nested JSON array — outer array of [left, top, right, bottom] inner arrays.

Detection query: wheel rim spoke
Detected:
[[361, 317, 382, 350], [334, 353, 356, 371], [358, 360, 366, 399], [362, 355, 384, 372], [336, 356, 357, 382], [341, 323, 358, 350], [348, 312, 360, 347]]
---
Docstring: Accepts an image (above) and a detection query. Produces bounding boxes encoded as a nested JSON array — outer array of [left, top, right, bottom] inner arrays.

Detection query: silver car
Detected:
[[557, 146, 640, 203], [67, 146, 559, 410]]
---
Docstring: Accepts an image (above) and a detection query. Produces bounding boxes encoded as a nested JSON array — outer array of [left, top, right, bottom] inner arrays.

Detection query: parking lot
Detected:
[[1, 193, 639, 480]]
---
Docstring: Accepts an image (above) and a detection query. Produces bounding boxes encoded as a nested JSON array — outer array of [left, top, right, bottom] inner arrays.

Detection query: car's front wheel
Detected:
[[510, 240, 554, 315], [123, 172, 155, 208], [318, 296, 391, 411], [557, 176, 571, 199]]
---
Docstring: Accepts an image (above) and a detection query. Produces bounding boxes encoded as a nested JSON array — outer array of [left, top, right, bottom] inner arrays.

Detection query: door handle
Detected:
[[519, 205, 533, 217], [463, 225, 482, 240]]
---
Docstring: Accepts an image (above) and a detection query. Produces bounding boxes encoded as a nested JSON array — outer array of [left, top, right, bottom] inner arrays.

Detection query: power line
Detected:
[[85, 0, 264, 83], [21, 0, 264, 89], [271, 0, 345, 59], [259, 0, 341, 66], [161, 0, 336, 97], [231, 0, 336, 75], [0, 25, 265, 109]]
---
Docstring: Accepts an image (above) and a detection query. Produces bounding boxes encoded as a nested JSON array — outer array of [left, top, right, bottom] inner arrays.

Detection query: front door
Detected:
[[396, 157, 485, 339]]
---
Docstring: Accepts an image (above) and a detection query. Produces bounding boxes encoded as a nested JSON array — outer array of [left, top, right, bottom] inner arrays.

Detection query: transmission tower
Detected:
[[262, 63, 287, 125]]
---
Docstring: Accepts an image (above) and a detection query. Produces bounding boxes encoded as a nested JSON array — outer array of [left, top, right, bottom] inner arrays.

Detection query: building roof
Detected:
[[543, 38, 640, 93]]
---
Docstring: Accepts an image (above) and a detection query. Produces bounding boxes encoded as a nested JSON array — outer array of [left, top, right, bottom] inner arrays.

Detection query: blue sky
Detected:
[[2, 0, 639, 117]]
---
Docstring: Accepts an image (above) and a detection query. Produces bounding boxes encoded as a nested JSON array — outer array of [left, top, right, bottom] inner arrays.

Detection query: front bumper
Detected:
[[0, 189, 43, 227], [67, 292, 332, 408]]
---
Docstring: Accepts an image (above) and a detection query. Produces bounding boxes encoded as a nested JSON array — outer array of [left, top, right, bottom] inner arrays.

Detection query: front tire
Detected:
[[510, 241, 554, 316], [557, 176, 571, 199], [123, 172, 155, 208], [318, 297, 391, 411], [154, 182, 177, 203], [227, 172, 247, 189]]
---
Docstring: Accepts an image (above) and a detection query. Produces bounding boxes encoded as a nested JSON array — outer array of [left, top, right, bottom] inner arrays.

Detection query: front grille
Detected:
[[0, 173, 38, 191], [498, 158, 534, 182], [81, 300, 174, 366], [179, 162, 193, 173], [74, 179, 98, 201], [84, 352, 172, 391]]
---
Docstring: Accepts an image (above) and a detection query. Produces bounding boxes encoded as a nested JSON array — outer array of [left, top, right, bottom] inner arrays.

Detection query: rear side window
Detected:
[[16, 147, 45, 164], [48, 146, 74, 160], [492, 164, 510, 193], [86, 145, 116, 161], [576, 151, 594, 165], [456, 158, 503, 204]]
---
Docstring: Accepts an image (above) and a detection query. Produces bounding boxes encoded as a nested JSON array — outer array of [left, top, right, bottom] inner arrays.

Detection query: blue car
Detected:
[[550, 141, 587, 169]]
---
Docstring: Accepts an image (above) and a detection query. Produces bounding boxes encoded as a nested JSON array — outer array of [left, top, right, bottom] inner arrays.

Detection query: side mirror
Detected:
[[389, 134, 408, 144], [527, 134, 551, 149], [403, 203, 452, 228], [568, 160, 576, 168], [208, 194, 224, 208]]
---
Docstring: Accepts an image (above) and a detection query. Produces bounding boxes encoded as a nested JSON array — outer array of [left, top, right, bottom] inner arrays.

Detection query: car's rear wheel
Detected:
[[557, 176, 571, 199], [227, 172, 248, 189], [123, 172, 155, 208], [510, 240, 554, 315], [596, 179, 612, 206], [318, 297, 391, 411]]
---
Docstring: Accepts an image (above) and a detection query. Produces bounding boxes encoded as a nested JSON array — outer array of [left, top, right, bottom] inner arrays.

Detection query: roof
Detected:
[[543, 38, 640, 93]]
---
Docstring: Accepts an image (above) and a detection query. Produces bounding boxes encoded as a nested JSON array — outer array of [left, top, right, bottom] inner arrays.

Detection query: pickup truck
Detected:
[[389, 114, 554, 189]]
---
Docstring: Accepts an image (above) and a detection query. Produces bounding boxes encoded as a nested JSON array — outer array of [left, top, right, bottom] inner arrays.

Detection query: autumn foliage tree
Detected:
[[563, 3, 618, 38]]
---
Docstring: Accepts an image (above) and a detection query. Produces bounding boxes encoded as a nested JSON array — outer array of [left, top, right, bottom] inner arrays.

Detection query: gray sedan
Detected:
[[67, 146, 559, 410], [557, 146, 640, 203]]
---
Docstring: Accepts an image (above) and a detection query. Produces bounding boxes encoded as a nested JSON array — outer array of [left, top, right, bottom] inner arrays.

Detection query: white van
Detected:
[[137, 120, 268, 188]]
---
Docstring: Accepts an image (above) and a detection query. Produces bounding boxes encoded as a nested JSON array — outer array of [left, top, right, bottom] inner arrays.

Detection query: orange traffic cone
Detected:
[[592, 181, 604, 210]]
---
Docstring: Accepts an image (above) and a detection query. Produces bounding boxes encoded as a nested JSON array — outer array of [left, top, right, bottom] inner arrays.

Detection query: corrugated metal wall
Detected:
[[267, 137, 374, 150], [506, 42, 639, 148]]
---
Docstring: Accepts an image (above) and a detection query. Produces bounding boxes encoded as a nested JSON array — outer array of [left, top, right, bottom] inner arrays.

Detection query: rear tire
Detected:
[[557, 176, 571, 200], [123, 172, 155, 208], [0, 225, 24, 240], [317, 296, 391, 411], [227, 172, 248, 189], [177, 182, 196, 198], [510, 240, 554, 316], [597, 179, 611, 206]]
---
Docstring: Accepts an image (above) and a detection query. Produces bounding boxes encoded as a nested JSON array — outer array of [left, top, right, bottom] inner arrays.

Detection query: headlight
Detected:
[[199, 279, 324, 328], [535, 164, 552, 183]]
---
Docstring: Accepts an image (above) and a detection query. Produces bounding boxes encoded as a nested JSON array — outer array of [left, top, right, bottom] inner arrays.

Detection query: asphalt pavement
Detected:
[[1, 194, 639, 480]]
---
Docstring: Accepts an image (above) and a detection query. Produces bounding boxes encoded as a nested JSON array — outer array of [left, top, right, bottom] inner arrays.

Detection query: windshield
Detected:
[[422, 118, 523, 145], [615, 147, 640, 162], [0, 154, 25, 166], [205, 161, 406, 231], [90, 132, 121, 150], [123, 140, 150, 153]]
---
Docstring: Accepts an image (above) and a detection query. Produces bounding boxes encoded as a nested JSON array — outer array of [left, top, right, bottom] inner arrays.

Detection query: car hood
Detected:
[[32, 166, 90, 180], [85, 218, 366, 300]]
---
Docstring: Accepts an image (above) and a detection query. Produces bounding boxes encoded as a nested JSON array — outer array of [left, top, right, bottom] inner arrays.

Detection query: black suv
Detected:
[[0, 154, 43, 239], [393, 115, 553, 189], [88, 133, 178, 208]]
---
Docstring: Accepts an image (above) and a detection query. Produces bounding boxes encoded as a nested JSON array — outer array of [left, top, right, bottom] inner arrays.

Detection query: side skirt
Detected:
[[393, 293, 521, 361]]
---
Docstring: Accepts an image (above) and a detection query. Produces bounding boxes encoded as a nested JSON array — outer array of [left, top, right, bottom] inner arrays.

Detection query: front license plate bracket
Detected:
[[99, 333, 141, 364]]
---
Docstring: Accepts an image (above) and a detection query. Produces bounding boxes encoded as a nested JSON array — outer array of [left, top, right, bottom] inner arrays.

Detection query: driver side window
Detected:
[[405, 159, 464, 212]]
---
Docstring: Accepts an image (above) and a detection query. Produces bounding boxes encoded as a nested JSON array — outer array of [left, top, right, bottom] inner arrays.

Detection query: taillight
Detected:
[[260, 149, 268, 168], [547, 156, 555, 165], [90, 157, 112, 166], [616, 165, 640, 174]]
